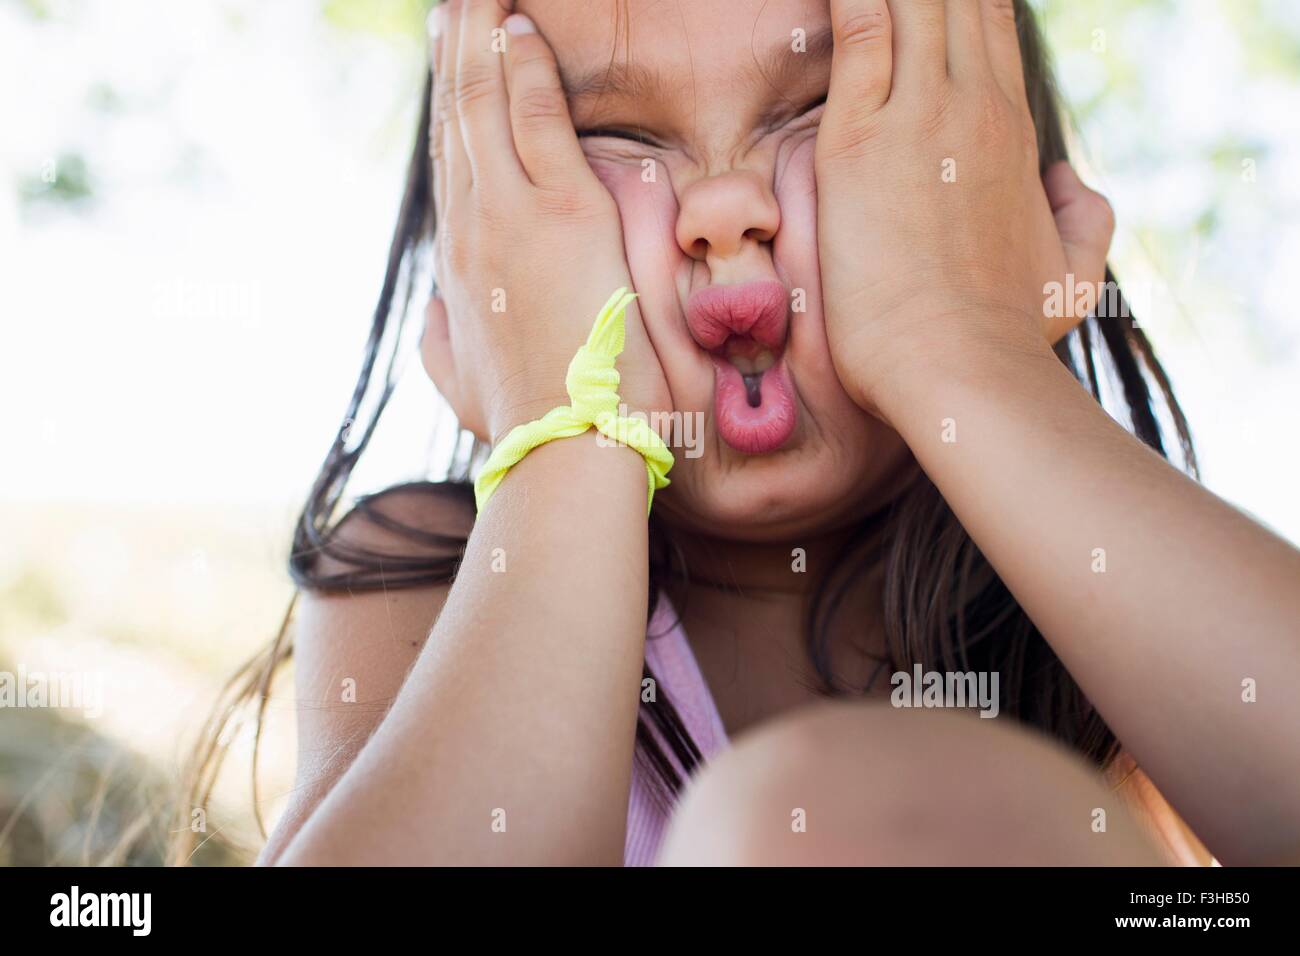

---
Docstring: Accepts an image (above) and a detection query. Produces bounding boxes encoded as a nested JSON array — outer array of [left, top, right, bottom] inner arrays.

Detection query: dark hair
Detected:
[[174, 0, 1195, 860]]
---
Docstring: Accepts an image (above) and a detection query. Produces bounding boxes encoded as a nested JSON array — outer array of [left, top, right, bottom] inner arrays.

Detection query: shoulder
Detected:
[[301, 480, 476, 586], [292, 481, 476, 673], [264, 483, 477, 861]]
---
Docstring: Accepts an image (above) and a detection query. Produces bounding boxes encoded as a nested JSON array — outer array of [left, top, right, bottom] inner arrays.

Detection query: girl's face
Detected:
[[519, 0, 912, 542]]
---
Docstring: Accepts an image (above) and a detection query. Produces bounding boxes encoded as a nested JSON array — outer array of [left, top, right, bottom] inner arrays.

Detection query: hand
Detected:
[[814, 0, 1116, 421], [420, 0, 670, 446]]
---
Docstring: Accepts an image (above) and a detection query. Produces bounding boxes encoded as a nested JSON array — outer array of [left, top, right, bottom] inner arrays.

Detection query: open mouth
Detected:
[[719, 336, 778, 408], [708, 336, 797, 455]]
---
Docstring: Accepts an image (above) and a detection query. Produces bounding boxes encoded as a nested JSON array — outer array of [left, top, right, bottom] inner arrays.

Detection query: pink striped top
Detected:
[[623, 593, 730, 866]]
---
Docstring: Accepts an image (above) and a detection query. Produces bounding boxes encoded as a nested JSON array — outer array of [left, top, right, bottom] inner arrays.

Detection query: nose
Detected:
[[675, 168, 781, 267]]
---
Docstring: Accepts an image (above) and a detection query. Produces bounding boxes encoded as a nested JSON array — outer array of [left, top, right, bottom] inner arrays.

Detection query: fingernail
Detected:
[[504, 13, 535, 35]]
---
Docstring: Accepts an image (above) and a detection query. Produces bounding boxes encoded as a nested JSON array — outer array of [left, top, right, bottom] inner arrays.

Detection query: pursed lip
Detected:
[[684, 279, 790, 352], [683, 278, 799, 456]]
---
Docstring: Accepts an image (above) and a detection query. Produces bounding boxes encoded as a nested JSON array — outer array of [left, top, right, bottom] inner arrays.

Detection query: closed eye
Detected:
[[758, 93, 827, 133], [575, 126, 662, 148], [577, 96, 826, 145], [803, 94, 827, 113]]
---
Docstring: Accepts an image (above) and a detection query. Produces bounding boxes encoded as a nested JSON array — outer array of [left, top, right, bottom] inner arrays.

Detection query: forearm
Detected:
[[277, 431, 650, 865], [878, 337, 1300, 864]]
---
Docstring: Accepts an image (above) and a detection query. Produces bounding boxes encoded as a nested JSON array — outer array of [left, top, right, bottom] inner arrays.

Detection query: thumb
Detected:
[[1044, 160, 1116, 340]]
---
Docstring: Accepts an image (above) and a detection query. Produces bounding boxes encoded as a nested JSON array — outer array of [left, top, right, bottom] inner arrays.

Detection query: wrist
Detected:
[[505, 427, 649, 502], [867, 320, 1060, 433], [488, 391, 572, 449]]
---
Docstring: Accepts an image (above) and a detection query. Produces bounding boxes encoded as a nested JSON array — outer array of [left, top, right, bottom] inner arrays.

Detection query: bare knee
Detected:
[[657, 700, 1164, 866]]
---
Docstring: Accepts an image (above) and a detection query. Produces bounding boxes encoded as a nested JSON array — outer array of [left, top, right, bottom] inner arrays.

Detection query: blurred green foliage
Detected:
[[18, 153, 93, 210], [321, 0, 433, 38]]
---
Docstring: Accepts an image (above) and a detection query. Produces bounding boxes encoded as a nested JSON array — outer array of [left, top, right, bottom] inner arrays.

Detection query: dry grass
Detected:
[[0, 501, 303, 866]]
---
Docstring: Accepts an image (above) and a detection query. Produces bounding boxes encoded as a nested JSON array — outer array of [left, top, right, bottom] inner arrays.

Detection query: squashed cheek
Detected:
[[772, 135, 822, 320], [585, 153, 711, 413], [773, 132, 866, 424], [586, 155, 681, 302]]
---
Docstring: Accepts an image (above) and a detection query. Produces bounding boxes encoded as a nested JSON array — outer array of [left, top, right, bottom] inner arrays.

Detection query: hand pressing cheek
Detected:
[[582, 151, 703, 423], [769, 127, 913, 515]]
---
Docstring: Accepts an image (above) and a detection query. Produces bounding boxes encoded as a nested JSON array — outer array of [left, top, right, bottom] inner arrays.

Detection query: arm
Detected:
[[276, 0, 673, 865], [815, 0, 1300, 865], [276, 434, 649, 865], [879, 337, 1300, 866]]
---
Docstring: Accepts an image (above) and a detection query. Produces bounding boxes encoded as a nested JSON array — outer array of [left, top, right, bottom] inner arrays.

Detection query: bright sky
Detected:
[[2, 0, 448, 512], [3, 0, 1298, 546]]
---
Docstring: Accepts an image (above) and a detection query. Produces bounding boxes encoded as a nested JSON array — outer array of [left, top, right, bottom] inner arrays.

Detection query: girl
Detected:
[[183, 0, 1300, 866]]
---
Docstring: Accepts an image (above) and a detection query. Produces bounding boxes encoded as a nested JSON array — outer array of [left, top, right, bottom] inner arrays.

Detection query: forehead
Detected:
[[515, 0, 833, 110]]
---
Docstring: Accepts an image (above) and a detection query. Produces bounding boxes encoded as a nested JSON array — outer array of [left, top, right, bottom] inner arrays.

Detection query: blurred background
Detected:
[[2, 0, 1298, 865]]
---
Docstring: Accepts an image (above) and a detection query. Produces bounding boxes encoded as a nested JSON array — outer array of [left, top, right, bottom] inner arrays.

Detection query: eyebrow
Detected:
[[560, 25, 835, 127]]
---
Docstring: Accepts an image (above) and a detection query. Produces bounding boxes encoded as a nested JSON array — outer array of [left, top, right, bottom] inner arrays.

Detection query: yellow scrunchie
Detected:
[[473, 288, 674, 515]]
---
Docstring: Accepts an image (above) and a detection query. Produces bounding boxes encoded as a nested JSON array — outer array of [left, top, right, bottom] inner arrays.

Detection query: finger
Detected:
[[946, 0, 989, 79], [1044, 161, 1116, 341], [454, 0, 521, 179], [981, 0, 1030, 112], [431, 1, 470, 203], [500, 12, 592, 188], [889, 0, 947, 90], [825, 0, 893, 117]]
